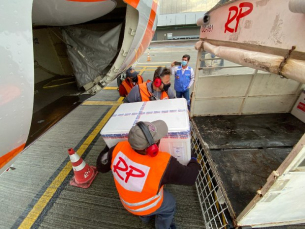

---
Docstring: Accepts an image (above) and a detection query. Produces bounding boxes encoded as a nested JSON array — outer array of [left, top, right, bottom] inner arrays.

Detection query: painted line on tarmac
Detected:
[[137, 62, 171, 65], [103, 87, 118, 90], [16, 97, 124, 229], [82, 101, 122, 106], [135, 66, 166, 73], [135, 69, 162, 72], [139, 66, 147, 75]]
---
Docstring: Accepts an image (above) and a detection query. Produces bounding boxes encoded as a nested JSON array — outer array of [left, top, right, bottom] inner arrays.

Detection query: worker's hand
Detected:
[[100, 145, 109, 155], [171, 61, 176, 67], [191, 153, 198, 162]]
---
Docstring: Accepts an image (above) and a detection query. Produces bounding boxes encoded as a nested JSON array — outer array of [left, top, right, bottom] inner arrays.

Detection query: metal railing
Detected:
[[191, 121, 232, 229]]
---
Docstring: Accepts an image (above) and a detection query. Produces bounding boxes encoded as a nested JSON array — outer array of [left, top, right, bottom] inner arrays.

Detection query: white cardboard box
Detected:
[[100, 98, 191, 165], [291, 90, 305, 123]]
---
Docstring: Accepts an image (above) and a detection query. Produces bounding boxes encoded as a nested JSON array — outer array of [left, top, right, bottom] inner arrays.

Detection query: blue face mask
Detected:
[[181, 60, 187, 66]]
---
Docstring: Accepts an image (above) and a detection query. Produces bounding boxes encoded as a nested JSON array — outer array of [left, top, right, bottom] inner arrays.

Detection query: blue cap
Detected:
[[126, 67, 138, 78]]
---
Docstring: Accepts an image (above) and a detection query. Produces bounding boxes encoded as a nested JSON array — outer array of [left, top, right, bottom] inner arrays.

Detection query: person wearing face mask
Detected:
[[96, 120, 200, 229], [125, 67, 175, 103], [171, 54, 194, 110], [119, 67, 144, 97]]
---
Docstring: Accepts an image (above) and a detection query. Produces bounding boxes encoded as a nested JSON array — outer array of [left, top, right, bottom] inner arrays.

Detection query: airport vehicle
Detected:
[[192, 0, 305, 228], [0, 0, 159, 175]]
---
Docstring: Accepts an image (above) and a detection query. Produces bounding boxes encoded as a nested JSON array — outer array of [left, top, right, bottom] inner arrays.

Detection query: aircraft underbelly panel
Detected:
[[32, 0, 117, 26]]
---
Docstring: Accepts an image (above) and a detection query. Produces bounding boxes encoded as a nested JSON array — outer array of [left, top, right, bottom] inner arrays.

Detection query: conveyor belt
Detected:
[[0, 65, 204, 229]]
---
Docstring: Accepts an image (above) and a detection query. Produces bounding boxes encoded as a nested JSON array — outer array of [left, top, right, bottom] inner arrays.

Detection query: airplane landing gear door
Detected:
[[0, 0, 34, 174]]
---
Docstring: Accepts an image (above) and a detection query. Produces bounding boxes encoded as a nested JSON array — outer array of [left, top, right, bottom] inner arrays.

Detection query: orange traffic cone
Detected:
[[147, 52, 151, 61], [68, 148, 98, 188]]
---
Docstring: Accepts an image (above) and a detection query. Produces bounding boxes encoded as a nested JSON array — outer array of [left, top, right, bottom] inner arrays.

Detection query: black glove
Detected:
[[191, 148, 197, 159], [96, 145, 110, 171], [191, 149, 198, 161], [100, 145, 109, 155]]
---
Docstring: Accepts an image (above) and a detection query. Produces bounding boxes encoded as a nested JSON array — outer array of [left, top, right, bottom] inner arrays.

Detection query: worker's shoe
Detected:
[[170, 222, 176, 229]]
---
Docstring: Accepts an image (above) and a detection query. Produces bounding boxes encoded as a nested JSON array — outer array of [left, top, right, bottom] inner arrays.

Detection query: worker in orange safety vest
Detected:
[[125, 67, 175, 103], [97, 120, 200, 229], [119, 67, 144, 97]]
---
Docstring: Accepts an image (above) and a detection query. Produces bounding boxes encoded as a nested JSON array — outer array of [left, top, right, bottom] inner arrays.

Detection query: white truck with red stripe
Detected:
[[191, 0, 305, 228]]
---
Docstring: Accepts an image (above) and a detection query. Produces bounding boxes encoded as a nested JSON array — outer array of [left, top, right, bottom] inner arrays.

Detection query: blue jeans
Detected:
[[139, 189, 176, 229], [176, 89, 190, 110]]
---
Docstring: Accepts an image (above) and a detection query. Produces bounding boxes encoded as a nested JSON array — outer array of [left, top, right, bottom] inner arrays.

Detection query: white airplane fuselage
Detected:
[[0, 0, 159, 174]]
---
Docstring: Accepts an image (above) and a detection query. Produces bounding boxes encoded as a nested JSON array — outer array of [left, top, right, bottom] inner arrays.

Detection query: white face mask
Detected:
[[181, 60, 187, 66]]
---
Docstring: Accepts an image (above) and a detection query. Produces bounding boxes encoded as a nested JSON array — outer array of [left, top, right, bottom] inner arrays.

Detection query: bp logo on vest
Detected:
[[112, 151, 150, 192]]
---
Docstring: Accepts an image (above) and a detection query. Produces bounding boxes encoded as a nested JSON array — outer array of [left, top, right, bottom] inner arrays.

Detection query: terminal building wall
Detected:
[[154, 26, 199, 41], [156, 0, 220, 40], [160, 0, 220, 14]]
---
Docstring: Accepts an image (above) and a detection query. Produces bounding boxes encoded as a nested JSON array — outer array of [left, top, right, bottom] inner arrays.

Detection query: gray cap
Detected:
[[128, 120, 168, 150]]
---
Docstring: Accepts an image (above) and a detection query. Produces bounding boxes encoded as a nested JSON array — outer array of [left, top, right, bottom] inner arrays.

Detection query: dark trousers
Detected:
[[139, 190, 176, 229], [176, 89, 190, 110]]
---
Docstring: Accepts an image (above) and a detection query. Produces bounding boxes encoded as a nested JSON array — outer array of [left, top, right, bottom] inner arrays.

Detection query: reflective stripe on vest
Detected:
[[121, 187, 164, 213], [138, 82, 169, 101], [122, 75, 143, 94], [111, 141, 171, 216]]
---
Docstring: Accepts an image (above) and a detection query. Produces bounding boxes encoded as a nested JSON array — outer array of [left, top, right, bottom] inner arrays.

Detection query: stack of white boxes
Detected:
[[100, 98, 191, 165]]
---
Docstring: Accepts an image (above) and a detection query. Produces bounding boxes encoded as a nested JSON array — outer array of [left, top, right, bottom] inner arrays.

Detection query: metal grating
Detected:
[[191, 120, 232, 229]]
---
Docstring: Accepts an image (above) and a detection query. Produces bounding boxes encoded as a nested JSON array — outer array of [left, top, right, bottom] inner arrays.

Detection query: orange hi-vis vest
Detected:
[[138, 82, 169, 101], [111, 141, 171, 216], [122, 75, 143, 94]]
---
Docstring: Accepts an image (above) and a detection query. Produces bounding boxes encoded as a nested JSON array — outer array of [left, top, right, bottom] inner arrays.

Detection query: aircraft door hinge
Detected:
[[129, 28, 136, 36], [112, 66, 120, 73], [121, 49, 128, 57]]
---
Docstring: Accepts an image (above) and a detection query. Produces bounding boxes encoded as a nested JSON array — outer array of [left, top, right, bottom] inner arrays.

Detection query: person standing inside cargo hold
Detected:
[[96, 120, 200, 229], [171, 54, 194, 109], [119, 67, 144, 97], [125, 67, 175, 103]]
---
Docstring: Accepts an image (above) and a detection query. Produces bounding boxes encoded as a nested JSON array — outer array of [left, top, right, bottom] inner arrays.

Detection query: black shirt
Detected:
[[96, 144, 200, 186]]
